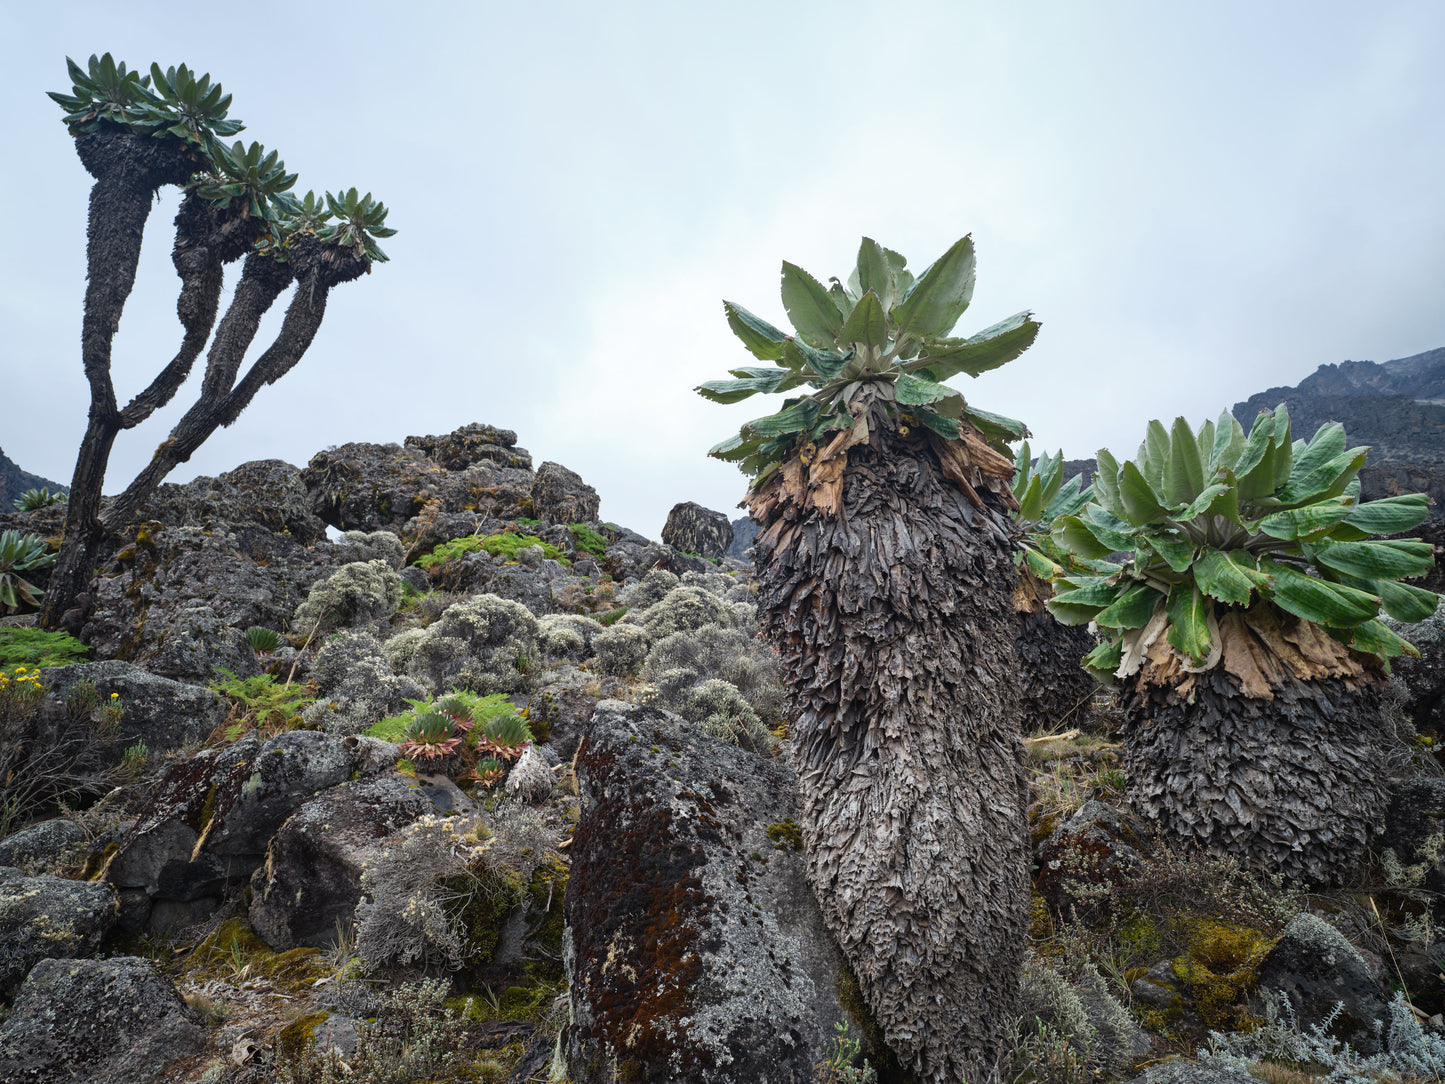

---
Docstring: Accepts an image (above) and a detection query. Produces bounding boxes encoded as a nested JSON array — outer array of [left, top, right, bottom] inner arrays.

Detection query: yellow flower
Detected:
[[110, 692, 120, 699]]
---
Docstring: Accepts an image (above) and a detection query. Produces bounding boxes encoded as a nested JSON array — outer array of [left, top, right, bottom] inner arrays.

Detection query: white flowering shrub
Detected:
[[293, 559, 405, 635], [593, 623, 649, 677], [340, 529, 405, 569], [302, 631, 426, 736], [643, 622, 783, 722], [381, 628, 427, 674], [405, 593, 539, 696]]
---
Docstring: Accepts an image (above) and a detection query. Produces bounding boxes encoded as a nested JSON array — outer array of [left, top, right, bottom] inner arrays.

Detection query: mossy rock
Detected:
[[275, 1010, 329, 1061], [1170, 918, 1273, 1031]]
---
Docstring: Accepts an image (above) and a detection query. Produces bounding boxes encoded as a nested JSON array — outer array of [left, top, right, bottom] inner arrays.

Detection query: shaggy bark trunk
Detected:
[[42, 131, 199, 630], [1013, 577, 1099, 732], [748, 409, 1028, 1084], [1122, 606, 1389, 886]]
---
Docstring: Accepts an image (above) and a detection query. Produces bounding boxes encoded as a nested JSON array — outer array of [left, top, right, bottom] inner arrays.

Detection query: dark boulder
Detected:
[[248, 774, 431, 949], [39, 660, 228, 763], [83, 521, 333, 677], [727, 514, 759, 561], [565, 700, 862, 1084], [661, 501, 733, 560], [140, 458, 325, 544], [0, 867, 118, 997], [1250, 912, 1389, 1054], [1036, 800, 1147, 922], [532, 461, 600, 524], [0, 819, 86, 870], [1380, 776, 1445, 893], [0, 956, 206, 1084], [102, 731, 362, 933]]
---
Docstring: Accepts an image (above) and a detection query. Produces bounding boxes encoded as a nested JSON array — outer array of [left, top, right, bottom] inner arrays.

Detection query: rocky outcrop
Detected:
[[0, 956, 206, 1084], [39, 660, 228, 763], [248, 774, 431, 949], [661, 501, 732, 560], [533, 461, 600, 524], [102, 731, 365, 933], [0, 820, 86, 869], [304, 423, 538, 533], [727, 514, 759, 560], [565, 700, 860, 1084], [83, 521, 334, 679], [140, 458, 326, 544], [0, 447, 64, 510], [0, 867, 118, 996]]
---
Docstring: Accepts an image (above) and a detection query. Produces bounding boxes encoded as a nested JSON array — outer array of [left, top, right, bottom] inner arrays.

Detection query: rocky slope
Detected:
[[2, 419, 1445, 1084], [0, 447, 64, 510]]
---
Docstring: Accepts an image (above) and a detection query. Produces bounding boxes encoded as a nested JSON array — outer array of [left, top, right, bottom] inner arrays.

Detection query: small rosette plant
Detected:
[[1048, 406, 1438, 684], [399, 712, 464, 762], [0, 531, 55, 613], [478, 711, 533, 763]]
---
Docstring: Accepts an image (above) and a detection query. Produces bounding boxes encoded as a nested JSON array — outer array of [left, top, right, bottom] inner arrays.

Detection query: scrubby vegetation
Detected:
[[0, 627, 90, 669]]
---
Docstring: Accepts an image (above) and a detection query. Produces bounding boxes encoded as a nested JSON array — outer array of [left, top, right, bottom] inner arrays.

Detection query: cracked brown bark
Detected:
[[747, 407, 1028, 1084]]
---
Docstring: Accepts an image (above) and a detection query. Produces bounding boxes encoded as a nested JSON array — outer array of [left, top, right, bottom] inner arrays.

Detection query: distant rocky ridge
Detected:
[[1057, 345, 1445, 514], [0, 448, 65, 509]]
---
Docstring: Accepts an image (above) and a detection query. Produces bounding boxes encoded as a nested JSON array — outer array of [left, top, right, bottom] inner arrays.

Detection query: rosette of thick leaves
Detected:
[[1010, 442, 1092, 581], [1047, 405, 1439, 683], [191, 140, 297, 223], [317, 188, 396, 263], [129, 62, 245, 147], [46, 53, 160, 134], [699, 235, 1040, 483]]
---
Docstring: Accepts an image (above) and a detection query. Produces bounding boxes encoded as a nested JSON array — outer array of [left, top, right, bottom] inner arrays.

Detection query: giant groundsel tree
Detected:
[[699, 236, 1039, 1083], [1048, 407, 1438, 883], [40, 54, 394, 628]]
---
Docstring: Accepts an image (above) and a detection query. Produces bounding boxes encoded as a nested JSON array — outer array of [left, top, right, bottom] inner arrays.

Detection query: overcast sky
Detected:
[[4, 2, 1444, 537]]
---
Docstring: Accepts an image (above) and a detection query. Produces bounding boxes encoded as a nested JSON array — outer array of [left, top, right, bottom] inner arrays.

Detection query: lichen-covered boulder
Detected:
[[532, 461, 600, 524], [140, 458, 326, 544], [565, 701, 860, 1083], [0, 956, 206, 1084], [103, 731, 360, 933], [38, 660, 228, 762], [661, 501, 733, 560], [600, 534, 670, 585], [1380, 777, 1445, 893], [304, 425, 537, 534], [1036, 800, 1148, 922], [1385, 605, 1445, 733], [84, 521, 333, 674], [526, 680, 604, 759], [0, 820, 86, 870], [0, 868, 118, 997], [1250, 913, 1389, 1054], [405, 422, 532, 471], [249, 774, 431, 950]]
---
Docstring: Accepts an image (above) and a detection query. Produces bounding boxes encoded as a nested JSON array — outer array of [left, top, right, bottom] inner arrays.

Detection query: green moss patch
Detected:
[[0, 627, 90, 668], [416, 532, 570, 570]]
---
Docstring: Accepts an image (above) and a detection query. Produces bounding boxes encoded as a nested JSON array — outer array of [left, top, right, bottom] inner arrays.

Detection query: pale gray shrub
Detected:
[[505, 745, 556, 804], [537, 614, 604, 661], [593, 623, 649, 677], [340, 529, 405, 569], [406, 593, 539, 695], [626, 585, 736, 642], [680, 569, 753, 603], [303, 631, 426, 735], [618, 568, 679, 609], [381, 628, 427, 674], [689, 678, 770, 749], [294, 559, 404, 635], [642, 623, 783, 724], [1017, 955, 1137, 1075], [354, 815, 484, 972], [1200, 989, 1445, 1083]]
